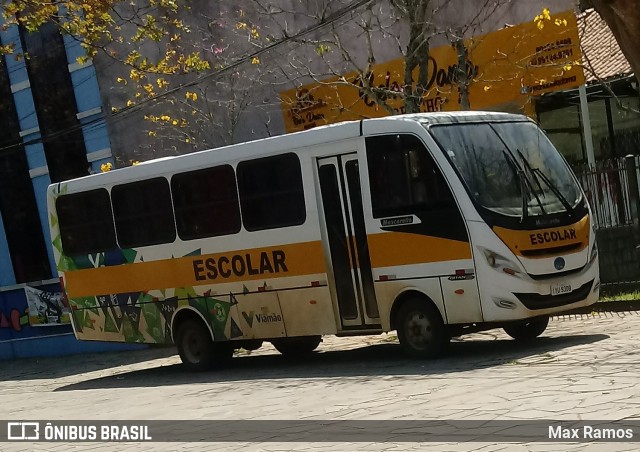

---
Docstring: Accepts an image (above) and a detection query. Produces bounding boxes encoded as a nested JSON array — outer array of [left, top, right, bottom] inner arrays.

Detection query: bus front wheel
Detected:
[[271, 336, 322, 357], [175, 318, 232, 371], [503, 316, 549, 341], [396, 299, 448, 359]]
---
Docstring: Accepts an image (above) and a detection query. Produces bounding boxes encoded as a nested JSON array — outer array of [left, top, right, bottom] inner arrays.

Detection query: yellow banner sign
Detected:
[[281, 10, 584, 132]]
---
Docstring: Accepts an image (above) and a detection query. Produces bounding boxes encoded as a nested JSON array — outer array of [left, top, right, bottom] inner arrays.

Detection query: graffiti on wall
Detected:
[[25, 286, 70, 326], [0, 306, 29, 332], [0, 284, 68, 343]]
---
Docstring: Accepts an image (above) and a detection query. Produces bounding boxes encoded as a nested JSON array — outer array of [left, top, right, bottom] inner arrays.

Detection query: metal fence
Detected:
[[571, 157, 640, 296], [572, 156, 640, 229]]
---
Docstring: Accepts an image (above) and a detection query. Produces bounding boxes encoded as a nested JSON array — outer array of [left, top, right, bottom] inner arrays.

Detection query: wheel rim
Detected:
[[404, 310, 433, 350], [182, 330, 204, 364]]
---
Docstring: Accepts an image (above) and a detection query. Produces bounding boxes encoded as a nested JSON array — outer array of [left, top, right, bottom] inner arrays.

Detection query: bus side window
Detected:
[[56, 188, 117, 256], [171, 165, 241, 240], [111, 177, 176, 248], [366, 134, 454, 218], [237, 153, 306, 231]]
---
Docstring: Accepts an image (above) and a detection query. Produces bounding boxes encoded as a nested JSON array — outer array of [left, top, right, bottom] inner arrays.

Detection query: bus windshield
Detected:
[[429, 121, 582, 218]]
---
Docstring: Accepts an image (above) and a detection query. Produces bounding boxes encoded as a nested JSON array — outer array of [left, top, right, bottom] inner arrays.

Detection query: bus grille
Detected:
[[520, 243, 583, 257], [514, 280, 594, 310], [528, 265, 585, 280]]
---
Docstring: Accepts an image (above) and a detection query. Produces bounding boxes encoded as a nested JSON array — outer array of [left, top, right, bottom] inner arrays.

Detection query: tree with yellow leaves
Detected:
[[107, 2, 283, 159], [1, 1, 209, 75], [1, 1, 278, 162], [115, 2, 279, 156]]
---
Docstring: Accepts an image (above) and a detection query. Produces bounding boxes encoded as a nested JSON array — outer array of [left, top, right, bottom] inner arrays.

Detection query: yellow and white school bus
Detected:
[[47, 112, 599, 370]]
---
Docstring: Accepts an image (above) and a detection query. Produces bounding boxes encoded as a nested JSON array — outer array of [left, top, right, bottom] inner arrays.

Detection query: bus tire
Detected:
[[396, 298, 448, 359], [503, 316, 549, 341], [271, 335, 322, 357], [175, 319, 232, 371]]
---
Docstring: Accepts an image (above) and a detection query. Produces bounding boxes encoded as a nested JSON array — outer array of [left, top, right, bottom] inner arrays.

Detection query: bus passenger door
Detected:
[[317, 154, 381, 331]]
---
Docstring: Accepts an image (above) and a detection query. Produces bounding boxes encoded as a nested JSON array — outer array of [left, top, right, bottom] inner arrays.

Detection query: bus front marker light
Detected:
[[493, 299, 517, 309]]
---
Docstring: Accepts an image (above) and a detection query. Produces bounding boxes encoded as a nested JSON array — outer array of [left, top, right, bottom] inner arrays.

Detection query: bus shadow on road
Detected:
[[54, 333, 608, 392], [0, 346, 176, 382]]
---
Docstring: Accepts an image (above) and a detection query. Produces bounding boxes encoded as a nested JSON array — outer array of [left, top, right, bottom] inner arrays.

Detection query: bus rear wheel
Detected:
[[503, 316, 549, 341], [396, 299, 448, 359], [271, 336, 322, 357], [175, 318, 232, 371]]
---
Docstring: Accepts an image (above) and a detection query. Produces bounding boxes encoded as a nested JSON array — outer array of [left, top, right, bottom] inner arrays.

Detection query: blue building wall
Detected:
[[0, 22, 139, 360], [64, 36, 114, 174], [2, 21, 55, 280], [0, 211, 15, 287]]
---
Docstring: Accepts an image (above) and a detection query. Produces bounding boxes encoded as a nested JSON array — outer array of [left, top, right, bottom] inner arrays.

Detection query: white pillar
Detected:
[[579, 84, 596, 167]]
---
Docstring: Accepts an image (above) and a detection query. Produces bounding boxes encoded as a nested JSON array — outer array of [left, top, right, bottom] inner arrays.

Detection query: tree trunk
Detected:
[[590, 0, 640, 82]]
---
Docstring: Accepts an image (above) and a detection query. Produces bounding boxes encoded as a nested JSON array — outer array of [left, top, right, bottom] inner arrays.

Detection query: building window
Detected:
[[56, 189, 117, 255], [19, 22, 88, 182], [366, 134, 454, 218], [237, 153, 306, 231], [171, 165, 241, 240], [112, 178, 176, 248]]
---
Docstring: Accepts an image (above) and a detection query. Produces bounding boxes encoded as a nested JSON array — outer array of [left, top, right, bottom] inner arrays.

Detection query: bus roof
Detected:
[[50, 111, 529, 193], [378, 111, 529, 125]]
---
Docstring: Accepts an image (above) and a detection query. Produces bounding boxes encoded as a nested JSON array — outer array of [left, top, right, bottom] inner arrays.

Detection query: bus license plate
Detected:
[[551, 283, 571, 296]]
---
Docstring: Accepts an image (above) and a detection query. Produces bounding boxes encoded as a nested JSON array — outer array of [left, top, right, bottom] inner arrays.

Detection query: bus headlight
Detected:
[[482, 249, 522, 277]]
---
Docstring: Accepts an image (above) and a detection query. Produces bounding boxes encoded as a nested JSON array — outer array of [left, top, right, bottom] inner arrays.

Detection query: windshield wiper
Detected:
[[502, 150, 546, 222], [516, 149, 545, 198], [515, 149, 574, 215], [502, 148, 547, 223], [501, 150, 527, 222], [532, 167, 574, 215]]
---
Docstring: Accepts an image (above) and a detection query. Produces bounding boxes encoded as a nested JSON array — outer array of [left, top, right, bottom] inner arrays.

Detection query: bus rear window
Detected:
[[111, 177, 176, 248], [56, 188, 116, 255]]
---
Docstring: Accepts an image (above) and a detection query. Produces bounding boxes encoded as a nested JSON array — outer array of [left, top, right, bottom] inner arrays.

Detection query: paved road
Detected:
[[2, 311, 640, 451]]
